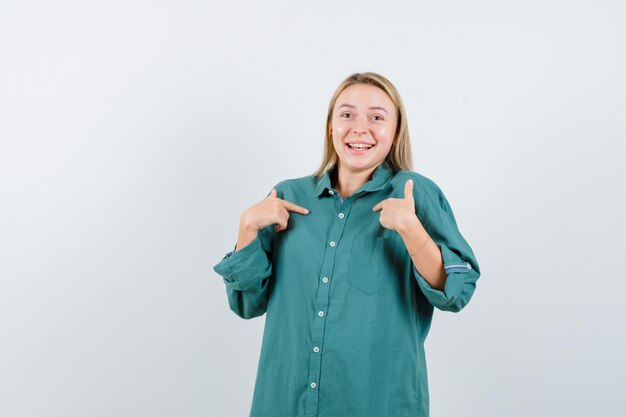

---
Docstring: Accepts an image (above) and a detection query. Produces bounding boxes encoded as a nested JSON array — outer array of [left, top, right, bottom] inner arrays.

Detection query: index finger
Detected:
[[280, 199, 310, 215]]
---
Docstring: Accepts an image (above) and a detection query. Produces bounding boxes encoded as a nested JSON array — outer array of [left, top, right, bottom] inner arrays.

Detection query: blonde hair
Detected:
[[313, 72, 413, 177]]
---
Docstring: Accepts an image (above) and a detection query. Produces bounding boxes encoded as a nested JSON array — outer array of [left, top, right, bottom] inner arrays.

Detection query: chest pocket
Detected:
[[347, 236, 395, 296]]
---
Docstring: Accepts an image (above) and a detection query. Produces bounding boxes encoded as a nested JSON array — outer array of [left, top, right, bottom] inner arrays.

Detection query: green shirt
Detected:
[[213, 160, 481, 417]]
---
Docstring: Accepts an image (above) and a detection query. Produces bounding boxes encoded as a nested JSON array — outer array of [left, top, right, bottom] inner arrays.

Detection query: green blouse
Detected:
[[213, 160, 481, 417]]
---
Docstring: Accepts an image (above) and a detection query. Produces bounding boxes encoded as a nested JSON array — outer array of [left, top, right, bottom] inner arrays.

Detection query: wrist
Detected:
[[239, 214, 259, 233], [236, 223, 259, 252], [396, 214, 421, 236]]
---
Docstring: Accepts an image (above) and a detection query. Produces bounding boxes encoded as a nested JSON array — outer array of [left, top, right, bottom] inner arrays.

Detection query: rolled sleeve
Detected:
[[413, 244, 479, 312], [213, 234, 272, 292], [412, 182, 481, 312]]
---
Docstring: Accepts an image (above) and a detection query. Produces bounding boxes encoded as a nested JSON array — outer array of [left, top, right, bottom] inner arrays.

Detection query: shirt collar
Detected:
[[313, 160, 394, 198]]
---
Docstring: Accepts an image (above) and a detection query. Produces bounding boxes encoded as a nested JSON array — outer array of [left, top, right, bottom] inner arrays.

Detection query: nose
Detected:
[[352, 116, 368, 134]]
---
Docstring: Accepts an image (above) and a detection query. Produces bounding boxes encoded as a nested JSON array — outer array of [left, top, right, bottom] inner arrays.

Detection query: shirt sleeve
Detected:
[[412, 184, 481, 313], [212, 188, 278, 320]]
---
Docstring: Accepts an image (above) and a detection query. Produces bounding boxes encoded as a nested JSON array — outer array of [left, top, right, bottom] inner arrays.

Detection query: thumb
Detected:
[[404, 179, 414, 203], [267, 188, 277, 198]]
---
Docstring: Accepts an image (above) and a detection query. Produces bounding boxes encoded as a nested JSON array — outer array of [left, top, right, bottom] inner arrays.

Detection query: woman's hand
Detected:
[[236, 188, 310, 252], [372, 179, 419, 233]]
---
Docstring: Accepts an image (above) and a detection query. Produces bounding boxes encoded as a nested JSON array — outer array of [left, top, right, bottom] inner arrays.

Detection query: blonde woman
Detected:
[[213, 72, 481, 417]]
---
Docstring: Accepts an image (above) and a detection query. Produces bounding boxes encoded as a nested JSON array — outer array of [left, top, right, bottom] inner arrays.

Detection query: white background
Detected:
[[1, 1, 625, 416]]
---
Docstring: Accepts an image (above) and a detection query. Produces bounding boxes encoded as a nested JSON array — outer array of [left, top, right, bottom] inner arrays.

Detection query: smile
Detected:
[[347, 143, 374, 149]]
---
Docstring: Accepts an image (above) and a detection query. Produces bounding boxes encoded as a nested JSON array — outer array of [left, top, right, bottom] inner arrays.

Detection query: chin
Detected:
[[340, 158, 381, 171]]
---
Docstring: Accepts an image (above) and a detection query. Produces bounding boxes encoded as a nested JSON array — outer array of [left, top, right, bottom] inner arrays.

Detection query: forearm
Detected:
[[397, 215, 446, 291]]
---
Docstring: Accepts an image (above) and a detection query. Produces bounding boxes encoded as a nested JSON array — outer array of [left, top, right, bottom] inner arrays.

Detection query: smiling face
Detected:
[[330, 83, 398, 175]]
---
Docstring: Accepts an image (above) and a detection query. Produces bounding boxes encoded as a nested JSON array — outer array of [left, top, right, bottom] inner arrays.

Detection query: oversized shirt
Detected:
[[212, 160, 481, 417]]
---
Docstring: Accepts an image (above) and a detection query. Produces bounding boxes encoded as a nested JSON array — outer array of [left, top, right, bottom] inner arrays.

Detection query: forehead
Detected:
[[335, 83, 395, 111]]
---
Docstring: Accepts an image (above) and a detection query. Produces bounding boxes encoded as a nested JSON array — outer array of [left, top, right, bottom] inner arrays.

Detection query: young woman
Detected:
[[213, 72, 481, 417]]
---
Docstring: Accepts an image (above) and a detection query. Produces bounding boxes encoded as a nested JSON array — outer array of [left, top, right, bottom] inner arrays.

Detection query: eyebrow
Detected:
[[337, 104, 389, 114]]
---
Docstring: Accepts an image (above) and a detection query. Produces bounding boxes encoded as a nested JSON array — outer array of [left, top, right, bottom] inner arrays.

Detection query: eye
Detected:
[[372, 115, 384, 121], [340, 112, 352, 118]]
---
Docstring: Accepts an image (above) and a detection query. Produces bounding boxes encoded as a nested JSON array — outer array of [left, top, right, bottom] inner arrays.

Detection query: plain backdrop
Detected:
[[1, 1, 625, 416]]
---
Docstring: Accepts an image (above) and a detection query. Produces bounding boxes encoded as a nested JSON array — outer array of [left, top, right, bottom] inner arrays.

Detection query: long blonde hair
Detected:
[[313, 72, 413, 177]]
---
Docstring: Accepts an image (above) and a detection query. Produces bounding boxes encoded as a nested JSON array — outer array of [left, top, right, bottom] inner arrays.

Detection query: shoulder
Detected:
[[270, 174, 319, 198], [391, 170, 461, 228], [391, 169, 446, 202]]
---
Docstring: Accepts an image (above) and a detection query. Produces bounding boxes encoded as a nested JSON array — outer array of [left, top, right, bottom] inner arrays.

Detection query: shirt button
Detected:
[[313, 346, 320, 353], [329, 241, 336, 247], [467, 264, 472, 269], [310, 382, 317, 389], [338, 212, 344, 219], [322, 277, 329, 283], [328, 190, 334, 195], [318, 310, 325, 317]]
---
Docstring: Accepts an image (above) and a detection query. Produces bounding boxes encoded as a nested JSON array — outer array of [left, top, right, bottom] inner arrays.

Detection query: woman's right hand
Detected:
[[236, 188, 309, 251]]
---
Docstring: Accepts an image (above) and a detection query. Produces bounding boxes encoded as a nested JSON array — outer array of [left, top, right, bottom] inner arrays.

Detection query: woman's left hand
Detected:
[[372, 179, 419, 233]]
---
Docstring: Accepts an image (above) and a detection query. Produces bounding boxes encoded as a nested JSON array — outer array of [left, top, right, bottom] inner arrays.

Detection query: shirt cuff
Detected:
[[213, 235, 272, 292], [413, 243, 477, 312]]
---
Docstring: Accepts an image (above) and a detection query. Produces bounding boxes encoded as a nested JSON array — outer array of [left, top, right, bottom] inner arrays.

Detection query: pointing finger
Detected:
[[281, 199, 310, 215], [372, 201, 383, 212], [404, 179, 414, 203]]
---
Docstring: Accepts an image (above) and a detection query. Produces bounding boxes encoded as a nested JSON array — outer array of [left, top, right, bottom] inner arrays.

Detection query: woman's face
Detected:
[[330, 83, 397, 175]]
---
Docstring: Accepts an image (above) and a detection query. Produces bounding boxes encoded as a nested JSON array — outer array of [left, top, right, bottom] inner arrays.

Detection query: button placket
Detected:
[[304, 196, 353, 417]]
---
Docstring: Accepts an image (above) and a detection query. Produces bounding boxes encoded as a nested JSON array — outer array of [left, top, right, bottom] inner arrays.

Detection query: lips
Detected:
[[347, 143, 374, 149], [345, 142, 376, 154]]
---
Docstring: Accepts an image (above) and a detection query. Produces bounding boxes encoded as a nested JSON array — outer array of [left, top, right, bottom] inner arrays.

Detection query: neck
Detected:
[[332, 163, 378, 200]]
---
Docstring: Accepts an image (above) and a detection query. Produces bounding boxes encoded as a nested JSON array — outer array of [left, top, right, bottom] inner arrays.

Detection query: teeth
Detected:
[[348, 143, 373, 150]]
